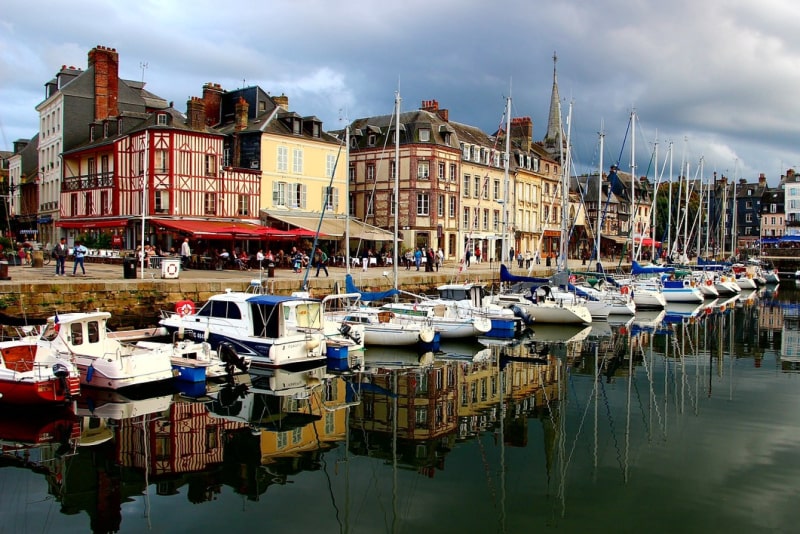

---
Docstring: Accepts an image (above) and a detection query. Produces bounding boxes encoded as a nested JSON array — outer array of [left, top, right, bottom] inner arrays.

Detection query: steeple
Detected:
[[543, 52, 564, 162]]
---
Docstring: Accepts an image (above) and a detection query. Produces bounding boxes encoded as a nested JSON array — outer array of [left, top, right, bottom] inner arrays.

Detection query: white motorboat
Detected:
[[380, 302, 492, 339], [489, 290, 592, 325], [660, 278, 704, 303], [338, 308, 437, 348], [691, 272, 720, 298], [575, 283, 636, 315], [713, 274, 741, 296], [36, 311, 175, 390], [160, 287, 327, 368]]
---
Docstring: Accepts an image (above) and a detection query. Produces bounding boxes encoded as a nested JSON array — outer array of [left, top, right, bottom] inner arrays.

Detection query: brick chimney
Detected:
[[202, 82, 224, 126], [187, 97, 206, 131], [758, 173, 766, 184], [420, 100, 449, 122], [235, 97, 249, 131], [510, 117, 533, 152], [273, 93, 289, 111], [88, 45, 119, 121]]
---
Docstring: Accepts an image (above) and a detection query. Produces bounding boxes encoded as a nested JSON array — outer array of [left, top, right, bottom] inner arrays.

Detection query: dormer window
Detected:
[[350, 137, 358, 148], [156, 113, 167, 126], [312, 123, 320, 138], [419, 129, 431, 142], [293, 119, 301, 135], [368, 134, 376, 146]]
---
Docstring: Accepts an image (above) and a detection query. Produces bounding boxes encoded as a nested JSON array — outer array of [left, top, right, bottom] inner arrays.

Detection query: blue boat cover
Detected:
[[246, 295, 316, 305], [345, 274, 399, 301], [631, 260, 675, 275], [499, 264, 550, 284]]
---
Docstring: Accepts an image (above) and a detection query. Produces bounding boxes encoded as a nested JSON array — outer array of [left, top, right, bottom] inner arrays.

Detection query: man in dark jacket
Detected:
[[52, 237, 67, 276]]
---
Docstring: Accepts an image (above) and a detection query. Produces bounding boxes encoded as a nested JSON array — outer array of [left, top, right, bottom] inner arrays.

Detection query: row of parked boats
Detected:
[[0, 260, 777, 408]]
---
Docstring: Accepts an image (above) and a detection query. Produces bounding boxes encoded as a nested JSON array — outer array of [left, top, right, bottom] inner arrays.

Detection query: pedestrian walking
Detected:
[[52, 237, 67, 276], [180, 237, 191, 270], [72, 241, 88, 276], [314, 247, 329, 277]]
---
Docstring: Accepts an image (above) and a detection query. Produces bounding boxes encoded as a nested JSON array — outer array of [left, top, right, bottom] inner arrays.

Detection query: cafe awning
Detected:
[[602, 235, 629, 244], [56, 219, 129, 229], [152, 219, 270, 239], [262, 210, 396, 241]]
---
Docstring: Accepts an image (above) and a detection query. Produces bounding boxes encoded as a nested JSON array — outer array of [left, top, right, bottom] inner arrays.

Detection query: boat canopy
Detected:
[[345, 274, 399, 302]]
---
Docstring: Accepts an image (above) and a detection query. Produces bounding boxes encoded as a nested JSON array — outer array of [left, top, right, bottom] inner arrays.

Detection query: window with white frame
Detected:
[[438, 195, 444, 217], [449, 196, 455, 217], [367, 196, 374, 216], [349, 165, 355, 183], [390, 160, 396, 180], [273, 181, 287, 206], [419, 129, 430, 142], [154, 190, 169, 213], [205, 154, 217, 177], [494, 179, 500, 200], [324, 186, 339, 211], [771, 204, 777, 213], [473, 207, 479, 229], [326, 154, 336, 178], [367, 164, 375, 181], [367, 134, 376, 146], [463, 175, 470, 197], [418, 161, 430, 180], [450, 164, 456, 182], [204, 192, 217, 215], [438, 162, 445, 181], [483, 209, 489, 230], [349, 193, 356, 216], [292, 148, 303, 173], [473, 176, 480, 197], [289, 183, 306, 208], [155, 150, 168, 173], [417, 193, 429, 215], [238, 194, 249, 215], [493, 210, 500, 231]]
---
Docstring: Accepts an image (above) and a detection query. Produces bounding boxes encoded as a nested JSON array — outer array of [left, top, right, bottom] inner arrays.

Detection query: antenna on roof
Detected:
[[139, 62, 148, 84]]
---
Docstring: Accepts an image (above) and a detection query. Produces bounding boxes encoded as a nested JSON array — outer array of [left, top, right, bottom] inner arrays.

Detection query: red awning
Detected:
[[634, 237, 661, 247], [56, 219, 129, 229], [281, 227, 327, 238], [151, 219, 271, 239]]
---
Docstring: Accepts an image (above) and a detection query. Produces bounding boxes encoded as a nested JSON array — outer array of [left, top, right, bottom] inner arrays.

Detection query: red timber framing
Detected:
[[61, 128, 261, 232]]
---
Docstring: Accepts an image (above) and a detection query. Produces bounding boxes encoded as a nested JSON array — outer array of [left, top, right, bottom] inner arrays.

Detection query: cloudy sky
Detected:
[[1, 0, 799, 185]]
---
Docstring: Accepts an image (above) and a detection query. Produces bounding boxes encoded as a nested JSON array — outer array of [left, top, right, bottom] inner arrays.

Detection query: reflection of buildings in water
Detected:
[[759, 300, 783, 350], [780, 309, 799, 372]]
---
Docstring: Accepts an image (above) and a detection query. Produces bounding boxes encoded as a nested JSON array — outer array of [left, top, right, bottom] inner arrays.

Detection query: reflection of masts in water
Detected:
[[392, 370, 398, 534], [499, 358, 506, 533], [624, 328, 633, 484]]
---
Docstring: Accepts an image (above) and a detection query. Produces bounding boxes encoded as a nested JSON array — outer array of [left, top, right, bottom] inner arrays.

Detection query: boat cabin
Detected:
[[436, 283, 485, 307]]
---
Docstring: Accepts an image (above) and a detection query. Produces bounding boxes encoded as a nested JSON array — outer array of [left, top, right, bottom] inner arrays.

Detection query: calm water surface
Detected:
[[2, 283, 799, 533]]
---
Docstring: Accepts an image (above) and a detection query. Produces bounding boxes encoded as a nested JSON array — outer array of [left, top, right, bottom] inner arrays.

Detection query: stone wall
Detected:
[[0, 273, 463, 328]]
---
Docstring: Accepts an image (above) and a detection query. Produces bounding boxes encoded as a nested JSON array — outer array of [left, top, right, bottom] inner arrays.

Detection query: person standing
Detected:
[[414, 247, 422, 271], [437, 248, 444, 271], [72, 241, 88, 276], [465, 248, 471, 267], [180, 237, 191, 270], [52, 237, 67, 276], [314, 247, 329, 277]]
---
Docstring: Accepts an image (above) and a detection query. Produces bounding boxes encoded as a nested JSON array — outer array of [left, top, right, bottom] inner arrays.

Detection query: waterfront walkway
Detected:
[[3, 257, 630, 287]]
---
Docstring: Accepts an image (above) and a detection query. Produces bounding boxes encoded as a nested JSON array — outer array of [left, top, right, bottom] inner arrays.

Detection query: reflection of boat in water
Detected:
[[363, 346, 435, 369], [0, 408, 78, 450], [532, 324, 592, 343], [631, 310, 667, 332], [664, 301, 708, 323], [208, 366, 329, 432]]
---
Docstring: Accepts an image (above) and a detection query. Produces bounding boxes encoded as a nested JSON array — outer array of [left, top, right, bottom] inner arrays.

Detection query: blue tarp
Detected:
[[631, 260, 675, 275], [345, 274, 399, 301]]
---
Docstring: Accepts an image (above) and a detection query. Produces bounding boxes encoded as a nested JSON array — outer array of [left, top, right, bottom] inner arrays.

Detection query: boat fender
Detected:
[[306, 338, 321, 350], [176, 300, 196, 317], [419, 330, 435, 344], [86, 365, 94, 382], [620, 286, 630, 295]]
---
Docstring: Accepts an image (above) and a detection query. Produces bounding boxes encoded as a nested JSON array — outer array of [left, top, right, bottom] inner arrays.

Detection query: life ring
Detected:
[[620, 286, 630, 295], [165, 261, 179, 277], [176, 300, 195, 317], [569, 274, 577, 284], [705, 280, 712, 286]]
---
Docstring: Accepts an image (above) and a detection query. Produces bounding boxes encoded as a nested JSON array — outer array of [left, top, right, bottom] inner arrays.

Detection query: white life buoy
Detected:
[[166, 261, 179, 277], [176, 300, 195, 317]]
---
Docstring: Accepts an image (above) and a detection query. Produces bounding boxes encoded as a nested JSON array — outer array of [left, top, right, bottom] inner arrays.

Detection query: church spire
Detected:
[[543, 52, 564, 162]]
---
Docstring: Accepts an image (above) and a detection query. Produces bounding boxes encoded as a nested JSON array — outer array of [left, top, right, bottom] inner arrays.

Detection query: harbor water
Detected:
[[1, 283, 798, 533]]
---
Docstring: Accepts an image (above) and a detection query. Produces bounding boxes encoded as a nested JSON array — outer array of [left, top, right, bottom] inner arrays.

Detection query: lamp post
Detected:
[[3, 178, 17, 239]]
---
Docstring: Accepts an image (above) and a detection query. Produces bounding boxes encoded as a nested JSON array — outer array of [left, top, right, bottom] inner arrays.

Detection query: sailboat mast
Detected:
[[559, 102, 572, 272], [651, 139, 658, 261], [345, 125, 351, 275], [393, 92, 400, 288], [502, 96, 511, 265], [667, 142, 673, 259], [730, 160, 738, 259], [683, 161, 690, 262], [697, 158, 704, 258], [140, 130, 149, 279], [596, 125, 604, 263], [630, 111, 636, 260]]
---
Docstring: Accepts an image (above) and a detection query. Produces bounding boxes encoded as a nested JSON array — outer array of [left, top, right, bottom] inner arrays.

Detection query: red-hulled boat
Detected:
[[0, 338, 80, 405]]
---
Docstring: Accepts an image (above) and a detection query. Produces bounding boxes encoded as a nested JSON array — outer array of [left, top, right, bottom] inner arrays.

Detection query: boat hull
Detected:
[[0, 376, 79, 405]]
